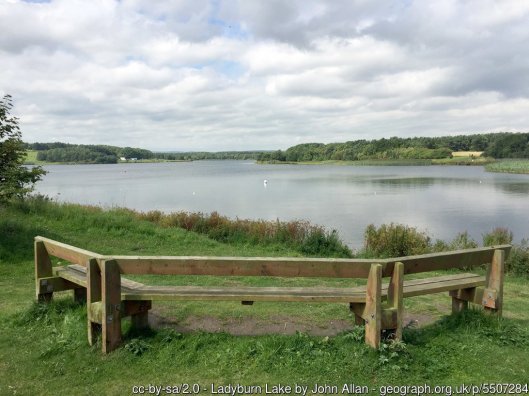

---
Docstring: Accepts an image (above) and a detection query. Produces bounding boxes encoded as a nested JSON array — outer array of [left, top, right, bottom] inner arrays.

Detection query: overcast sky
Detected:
[[1, 0, 529, 151]]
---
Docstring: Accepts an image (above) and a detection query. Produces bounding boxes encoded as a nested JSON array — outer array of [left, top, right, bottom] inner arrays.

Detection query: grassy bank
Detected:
[[485, 159, 529, 174], [259, 157, 495, 167], [1, 198, 529, 394]]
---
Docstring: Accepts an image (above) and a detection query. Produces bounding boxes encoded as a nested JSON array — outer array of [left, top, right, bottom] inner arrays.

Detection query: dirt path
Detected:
[[148, 310, 436, 336]]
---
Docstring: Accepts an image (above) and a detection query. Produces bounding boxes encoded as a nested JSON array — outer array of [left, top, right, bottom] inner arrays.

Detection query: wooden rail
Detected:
[[34, 236, 511, 353]]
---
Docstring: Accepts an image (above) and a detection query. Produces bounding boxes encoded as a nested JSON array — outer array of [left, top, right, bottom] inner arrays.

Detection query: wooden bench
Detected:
[[34, 236, 511, 353]]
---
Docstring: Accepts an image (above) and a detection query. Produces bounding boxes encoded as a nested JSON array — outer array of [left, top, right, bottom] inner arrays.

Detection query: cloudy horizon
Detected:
[[1, 0, 529, 151]]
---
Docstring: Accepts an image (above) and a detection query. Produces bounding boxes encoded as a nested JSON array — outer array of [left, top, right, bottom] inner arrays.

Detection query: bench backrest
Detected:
[[35, 236, 512, 279]]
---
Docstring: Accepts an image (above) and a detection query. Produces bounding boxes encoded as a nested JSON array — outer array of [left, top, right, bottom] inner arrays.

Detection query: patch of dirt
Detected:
[[402, 312, 437, 329], [147, 309, 437, 336]]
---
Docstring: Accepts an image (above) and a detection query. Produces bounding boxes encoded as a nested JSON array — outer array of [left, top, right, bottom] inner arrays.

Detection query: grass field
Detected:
[[23, 150, 48, 165], [1, 199, 529, 394], [485, 159, 529, 174]]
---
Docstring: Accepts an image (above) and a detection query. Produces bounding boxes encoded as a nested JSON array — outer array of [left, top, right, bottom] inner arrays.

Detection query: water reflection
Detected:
[[35, 162, 529, 248]]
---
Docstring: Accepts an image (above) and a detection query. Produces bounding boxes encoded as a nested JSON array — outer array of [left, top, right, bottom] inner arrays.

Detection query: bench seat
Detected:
[[54, 264, 485, 303]]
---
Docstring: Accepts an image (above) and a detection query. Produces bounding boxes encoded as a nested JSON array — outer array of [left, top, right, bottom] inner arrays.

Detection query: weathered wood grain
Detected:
[[35, 236, 103, 266], [87, 258, 102, 346], [365, 264, 382, 348], [102, 260, 122, 354], [484, 249, 504, 316], [35, 240, 53, 302], [388, 262, 404, 340]]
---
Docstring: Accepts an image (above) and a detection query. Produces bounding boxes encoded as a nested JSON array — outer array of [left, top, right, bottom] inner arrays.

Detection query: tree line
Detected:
[[26, 132, 529, 164], [26, 142, 267, 163], [154, 151, 265, 161], [29, 143, 155, 164], [257, 132, 529, 162]]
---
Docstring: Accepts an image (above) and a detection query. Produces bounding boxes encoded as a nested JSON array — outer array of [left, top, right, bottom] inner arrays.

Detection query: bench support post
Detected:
[[74, 288, 87, 304], [365, 263, 382, 349], [35, 240, 53, 302], [102, 259, 122, 353], [129, 301, 151, 330], [451, 297, 468, 313], [349, 302, 365, 325], [387, 262, 404, 341], [87, 258, 102, 346], [484, 249, 504, 316]]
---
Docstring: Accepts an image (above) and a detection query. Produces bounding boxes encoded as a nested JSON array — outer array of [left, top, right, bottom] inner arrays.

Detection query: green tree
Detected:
[[0, 95, 46, 201]]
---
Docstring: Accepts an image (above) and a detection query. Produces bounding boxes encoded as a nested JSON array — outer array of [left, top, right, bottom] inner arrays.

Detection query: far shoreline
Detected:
[[24, 154, 529, 175]]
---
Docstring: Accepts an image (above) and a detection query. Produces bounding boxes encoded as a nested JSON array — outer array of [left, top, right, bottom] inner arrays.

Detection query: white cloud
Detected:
[[0, 0, 528, 151]]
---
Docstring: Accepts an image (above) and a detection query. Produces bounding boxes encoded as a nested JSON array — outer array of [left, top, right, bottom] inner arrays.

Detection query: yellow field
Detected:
[[452, 151, 483, 157]]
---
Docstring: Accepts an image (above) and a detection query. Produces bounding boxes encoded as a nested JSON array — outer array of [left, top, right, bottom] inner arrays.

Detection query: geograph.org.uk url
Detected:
[[131, 382, 529, 396]]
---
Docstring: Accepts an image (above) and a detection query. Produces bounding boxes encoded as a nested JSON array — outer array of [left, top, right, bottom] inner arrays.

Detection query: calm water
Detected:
[[35, 161, 529, 248]]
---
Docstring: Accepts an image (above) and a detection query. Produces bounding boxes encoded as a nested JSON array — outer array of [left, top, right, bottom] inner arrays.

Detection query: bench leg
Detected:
[[451, 297, 468, 313], [349, 303, 365, 326], [128, 301, 152, 330], [483, 249, 504, 317], [87, 258, 102, 346], [35, 240, 53, 302], [365, 263, 382, 349], [354, 314, 365, 326], [387, 262, 404, 341], [102, 260, 122, 353], [131, 312, 149, 329], [74, 288, 87, 304]]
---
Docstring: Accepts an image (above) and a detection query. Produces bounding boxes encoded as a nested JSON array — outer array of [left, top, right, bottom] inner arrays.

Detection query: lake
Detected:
[[34, 161, 529, 248]]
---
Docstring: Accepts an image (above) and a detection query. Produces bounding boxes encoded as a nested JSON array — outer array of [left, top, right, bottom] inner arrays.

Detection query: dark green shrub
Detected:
[[506, 241, 529, 277], [124, 338, 151, 356], [483, 227, 513, 246], [300, 229, 352, 257], [447, 231, 478, 250], [363, 223, 431, 258]]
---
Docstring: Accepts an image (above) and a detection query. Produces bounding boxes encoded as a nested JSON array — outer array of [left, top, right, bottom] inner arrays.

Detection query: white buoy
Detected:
[[264, 179, 268, 186]]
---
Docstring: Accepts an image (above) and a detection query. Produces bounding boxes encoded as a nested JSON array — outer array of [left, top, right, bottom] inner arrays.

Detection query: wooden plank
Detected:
[[111, 256, 378, 278], [451, 296, 468, 313], [87, 258, 102, 346], [387, 262, 404, 340], [111, 245, 510, 278], [35, 240, 53, 302], [34, 237, 511, 278], [484, 249, 504, 316], [102, 260, 122, 353], [122, 286, 368, 302], [35, 236, 103, 267], [449, 287, 484, 305], [54, 265, 88, 287], [403, 276, 485, 297], [389, 244, 511, 275], [89, 300, 152, 325], [54, 264, 145, 290], [350, 303, 397, 329], [120, 273, 484, 303], [89, 302, 103, 325], [365, 264, 382, 348], [37, 276, 81, 294]]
